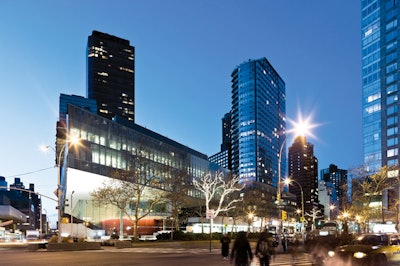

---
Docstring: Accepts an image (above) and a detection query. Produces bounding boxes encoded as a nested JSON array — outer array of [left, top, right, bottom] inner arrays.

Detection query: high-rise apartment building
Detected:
[[288, 136, 319, 215], [361, 0, 400, 213], [87, 30, 135, 123], [230, 58, 286, 186], [362, 1, 399, 171]]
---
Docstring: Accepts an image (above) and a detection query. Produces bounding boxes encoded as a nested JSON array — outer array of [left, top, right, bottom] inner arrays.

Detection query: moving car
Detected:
[[327, 233, 400, 266]]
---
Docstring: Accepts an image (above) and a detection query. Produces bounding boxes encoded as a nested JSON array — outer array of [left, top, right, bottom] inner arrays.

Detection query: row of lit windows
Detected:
[[365, 103, 381, 114]]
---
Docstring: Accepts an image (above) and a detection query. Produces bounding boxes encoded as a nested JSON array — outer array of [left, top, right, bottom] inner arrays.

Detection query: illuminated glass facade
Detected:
[[231, 58, 286, 187], [362, 0, 400, 171], [62, 104, 224, 201], [87, 31, 135, 123]]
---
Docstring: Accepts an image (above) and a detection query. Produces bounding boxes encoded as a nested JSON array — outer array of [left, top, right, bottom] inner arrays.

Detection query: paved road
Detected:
[[0, 242, 313, 266]]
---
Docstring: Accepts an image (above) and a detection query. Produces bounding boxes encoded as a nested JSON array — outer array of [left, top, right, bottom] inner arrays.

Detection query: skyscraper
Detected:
[[230, 58, 286, 186], [320, 164, 348, 210], [288, 136, 319, 215], [87, 30, 135, 123], [362, 1, 399, 171], [362, 0, 400, 213]]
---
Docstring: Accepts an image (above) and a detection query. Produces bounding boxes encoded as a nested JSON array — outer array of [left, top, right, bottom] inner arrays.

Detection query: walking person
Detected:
[[255, 231, 273, 266], [220, 234, 231, 260], [230, 231, 253, 266], [281, 235, 288, 253]]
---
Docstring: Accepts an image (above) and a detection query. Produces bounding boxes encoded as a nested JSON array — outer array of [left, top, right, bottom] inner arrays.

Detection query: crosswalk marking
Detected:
[[252, 253, 312, 266]]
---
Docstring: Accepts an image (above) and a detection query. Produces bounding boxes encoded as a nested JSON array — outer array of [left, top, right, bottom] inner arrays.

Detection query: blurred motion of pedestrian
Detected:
[[281, 235, 288, 253], [255, 231, 274, 266], [220, 234, 231, 259], [230, 231, 253, 266], [290, 235, 300, 265]]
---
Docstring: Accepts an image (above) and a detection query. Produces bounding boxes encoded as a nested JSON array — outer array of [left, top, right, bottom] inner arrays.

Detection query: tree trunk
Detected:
[[119, 210, 124, 239]]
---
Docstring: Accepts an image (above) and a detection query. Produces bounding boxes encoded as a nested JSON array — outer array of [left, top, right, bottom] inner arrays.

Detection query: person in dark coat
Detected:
[[281, 235, 288, 253], [255, 231, 273, 266], [230, 231, 253, 266], [220, 234, 231, 259]]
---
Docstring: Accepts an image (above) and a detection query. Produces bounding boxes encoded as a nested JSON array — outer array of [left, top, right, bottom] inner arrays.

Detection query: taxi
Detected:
[[327, 233, 400, 266]]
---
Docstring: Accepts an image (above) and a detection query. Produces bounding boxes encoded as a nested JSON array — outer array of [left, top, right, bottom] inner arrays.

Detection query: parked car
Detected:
[[326, 233, 400, 266]]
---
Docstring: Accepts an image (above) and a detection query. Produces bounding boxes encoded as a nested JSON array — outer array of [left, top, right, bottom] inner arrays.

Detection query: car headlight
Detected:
[[353, 252, 367, 259], [328, 250, 335, 257]]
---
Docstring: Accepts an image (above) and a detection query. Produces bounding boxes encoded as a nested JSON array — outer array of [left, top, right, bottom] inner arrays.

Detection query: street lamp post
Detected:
[[277, 138, 287, 208], [71, 190, 75, 239], [42, 136, 79, 243], [284, 178, 305, 233], [276, 115, 316, 214]]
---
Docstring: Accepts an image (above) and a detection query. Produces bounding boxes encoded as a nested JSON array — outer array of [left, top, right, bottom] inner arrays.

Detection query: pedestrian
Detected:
[[220, 234, 231, 259], [281, 235, 288, 253], [230, 231, 253, 266], [255, 231, 273, 266], [290, 235, 300, 265]]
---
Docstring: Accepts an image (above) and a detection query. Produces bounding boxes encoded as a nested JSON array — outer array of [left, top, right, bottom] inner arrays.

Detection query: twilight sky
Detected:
[[0, 0, 361, 224]]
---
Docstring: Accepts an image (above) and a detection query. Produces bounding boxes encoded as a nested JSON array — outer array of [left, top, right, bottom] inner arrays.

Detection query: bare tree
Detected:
[[192, 172, 244, 233], [164, 169, 191, 239], [91, 168, 166, 239]]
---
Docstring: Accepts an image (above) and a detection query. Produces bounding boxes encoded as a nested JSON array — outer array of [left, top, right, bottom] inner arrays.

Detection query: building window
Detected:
[[387, 148, 398, 157], [387, 137, 398, 147], [387, 127, 398, 136], [387, 105, 398, 115], [387, 95, 399, 105]]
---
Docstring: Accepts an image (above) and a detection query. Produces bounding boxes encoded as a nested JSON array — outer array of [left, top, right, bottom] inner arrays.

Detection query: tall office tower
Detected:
[[230, 58, 286, 186], [87, 30, 135, 123], [362, 1, 400, 213], [320, 164, 348, 210], [362, 1, 400, 172], [288, 136, 319, 215]]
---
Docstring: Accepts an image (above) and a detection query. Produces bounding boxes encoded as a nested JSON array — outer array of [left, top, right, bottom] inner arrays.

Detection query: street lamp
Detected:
[[284, 178, 305, 233], [41, 135, 80, 243], [276, 114, 316, 207], [71, 190, 75, 239]]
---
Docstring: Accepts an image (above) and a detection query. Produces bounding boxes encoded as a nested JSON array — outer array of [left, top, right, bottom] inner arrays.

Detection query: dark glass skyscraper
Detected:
[[230, 58, 286, 186], [87, 30, 135, 123], [288, 136, 319, 215], [362, 1, 400, 171], [361, 0, 400, 219]]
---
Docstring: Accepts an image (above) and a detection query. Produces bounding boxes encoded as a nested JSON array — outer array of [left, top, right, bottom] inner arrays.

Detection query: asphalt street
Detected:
[[0, 241, 313, 266]]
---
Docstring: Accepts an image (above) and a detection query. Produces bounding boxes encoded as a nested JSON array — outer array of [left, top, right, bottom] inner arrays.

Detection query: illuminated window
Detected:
[[387, 148, 398, 158]]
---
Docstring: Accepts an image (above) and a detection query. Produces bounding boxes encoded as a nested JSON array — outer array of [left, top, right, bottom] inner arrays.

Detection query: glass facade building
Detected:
[[288, 136, 319, 215], [87, 31, 135, 123], [362, 0, 400, 171], [60, 103, 225, 227], [230, 58, 286, 187]]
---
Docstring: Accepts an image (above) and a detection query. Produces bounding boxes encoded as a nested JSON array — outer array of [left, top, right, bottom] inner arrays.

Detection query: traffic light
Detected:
[[281, 210, 287, 221]]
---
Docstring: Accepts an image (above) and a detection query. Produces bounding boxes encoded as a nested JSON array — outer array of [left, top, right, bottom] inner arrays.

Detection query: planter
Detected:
[[47, 242, 101, 251]]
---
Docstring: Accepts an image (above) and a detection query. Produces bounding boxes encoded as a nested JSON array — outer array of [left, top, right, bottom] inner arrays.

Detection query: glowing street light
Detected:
[[284, 178, 305, 232], [41, 135, 80, 243], [276, 113, 317, 207]]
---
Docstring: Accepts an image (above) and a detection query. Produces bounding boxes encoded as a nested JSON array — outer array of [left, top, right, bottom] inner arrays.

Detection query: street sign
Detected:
[[206, 209, 214, 219]]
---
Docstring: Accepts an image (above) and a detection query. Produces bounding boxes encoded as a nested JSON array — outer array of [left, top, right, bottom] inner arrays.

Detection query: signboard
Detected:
[[206, 209, 214, 219]]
